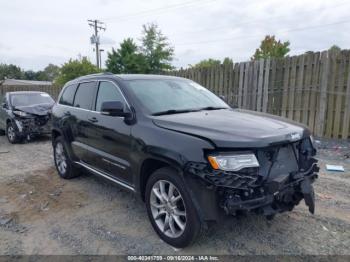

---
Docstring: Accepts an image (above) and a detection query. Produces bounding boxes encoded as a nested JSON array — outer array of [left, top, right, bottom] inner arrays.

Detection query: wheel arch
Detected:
[[51, 128, 62, 142], [139, 158, 182, 201], [6, 118, 12, 126]]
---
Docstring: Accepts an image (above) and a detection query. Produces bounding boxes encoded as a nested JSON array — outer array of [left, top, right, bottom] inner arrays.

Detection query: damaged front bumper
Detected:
[[219, 165, 318, 217], [185, 138, 319, 219], [13, 115, 51, 139]]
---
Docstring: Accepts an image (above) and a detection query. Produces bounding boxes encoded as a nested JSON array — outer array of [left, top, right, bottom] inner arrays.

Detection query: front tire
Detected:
[[145, 167, 201, 248], [53, 136, 80, 179]]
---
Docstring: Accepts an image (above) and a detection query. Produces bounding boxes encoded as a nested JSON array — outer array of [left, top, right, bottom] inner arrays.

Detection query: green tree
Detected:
[[140, 23, 174, 73], [190, 58, 221, 69], [329, 45, 341, 54], [190, 57, 233, 69], [222, 57, 233, 66], [24, 64, 60, 81], [23, 70, 38, 80], [252, 35, 290, 60], [55, 57, 100, 86], [106, 38, 147, 74], [0, 64, 23, 80], [40, 64, 60, 81]]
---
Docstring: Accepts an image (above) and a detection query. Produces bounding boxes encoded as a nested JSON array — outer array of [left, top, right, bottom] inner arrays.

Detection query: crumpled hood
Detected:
[[14, 103, 54, 116], [152, 109, 310, 148]]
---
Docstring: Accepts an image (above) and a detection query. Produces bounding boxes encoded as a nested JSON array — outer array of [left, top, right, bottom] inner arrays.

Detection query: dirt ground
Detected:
[[0, 135, 349, 255]]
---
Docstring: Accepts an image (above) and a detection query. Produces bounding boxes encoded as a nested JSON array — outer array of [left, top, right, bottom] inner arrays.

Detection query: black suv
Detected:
[[52, 73, 318, 247], [0, 91, 54, 143]]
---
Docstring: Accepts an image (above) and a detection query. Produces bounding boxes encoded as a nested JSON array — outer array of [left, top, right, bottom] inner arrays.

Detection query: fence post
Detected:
[[316, 51, 330, 137], [262, 58, 270, 113], [238, 63, 244, 108], [342, 52, 350, 139], [256, 59, 264, 111]]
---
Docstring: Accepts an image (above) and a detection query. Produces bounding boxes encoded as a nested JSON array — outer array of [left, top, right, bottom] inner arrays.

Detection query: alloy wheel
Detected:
[[150, 180, 187, 238], [7, 126, 15, 142], [55, 142, 67, 175]]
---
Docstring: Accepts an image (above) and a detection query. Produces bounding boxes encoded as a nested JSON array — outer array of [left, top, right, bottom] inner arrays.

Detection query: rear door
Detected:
[[56, 83, 78, 146], [69, 81, 98, 165]]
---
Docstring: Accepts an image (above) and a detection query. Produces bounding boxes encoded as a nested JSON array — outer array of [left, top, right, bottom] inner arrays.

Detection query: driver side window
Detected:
[[95, 81, 125, 112]]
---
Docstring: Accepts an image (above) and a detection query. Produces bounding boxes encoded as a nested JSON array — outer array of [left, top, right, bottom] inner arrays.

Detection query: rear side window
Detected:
[[59, 84, 77, 106], [95, 81, 125, 111], [73, 82, 96, 110]]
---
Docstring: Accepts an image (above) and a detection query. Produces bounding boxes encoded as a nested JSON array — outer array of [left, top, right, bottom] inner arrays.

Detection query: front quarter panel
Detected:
[[131, 120, 215, 175], [51, 104, 78, 161], [130, 120, 220, 221]]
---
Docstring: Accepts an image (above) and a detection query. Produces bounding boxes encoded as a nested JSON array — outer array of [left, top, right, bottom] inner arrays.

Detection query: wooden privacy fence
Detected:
[[167, 50, 350, 139], [1, 50, 349, 139], [0, 84, 62, 100]]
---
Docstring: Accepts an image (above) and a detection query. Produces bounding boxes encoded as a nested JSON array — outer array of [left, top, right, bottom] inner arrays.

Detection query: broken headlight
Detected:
[[208, 154, 259, 171], [13, 110, 28, 117]]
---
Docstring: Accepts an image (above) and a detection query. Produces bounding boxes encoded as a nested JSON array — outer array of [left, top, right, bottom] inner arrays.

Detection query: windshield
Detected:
[[10, 93, 54, 107], [126, 79, 229, 115]]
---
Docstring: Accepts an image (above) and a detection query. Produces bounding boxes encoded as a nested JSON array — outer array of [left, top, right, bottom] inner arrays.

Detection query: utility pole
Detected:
[[99, 49, 105, 69], [88, 19, 106, 69]]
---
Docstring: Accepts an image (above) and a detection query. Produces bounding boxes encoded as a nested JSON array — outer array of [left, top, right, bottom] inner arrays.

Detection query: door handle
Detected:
[[88, 117, 98, 123]]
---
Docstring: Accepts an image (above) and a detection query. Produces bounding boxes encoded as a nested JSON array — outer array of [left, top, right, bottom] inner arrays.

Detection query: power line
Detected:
[[88, 19, 106, 69], [101, 0, 217, 22], [176, 19, 350, 46]]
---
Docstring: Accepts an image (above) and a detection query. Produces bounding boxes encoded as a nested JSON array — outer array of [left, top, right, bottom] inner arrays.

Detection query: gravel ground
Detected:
[[0, 135, 349, 255]]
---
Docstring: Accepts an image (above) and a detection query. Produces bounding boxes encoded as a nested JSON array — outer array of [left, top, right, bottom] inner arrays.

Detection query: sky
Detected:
[[0, 0, 349, 71]]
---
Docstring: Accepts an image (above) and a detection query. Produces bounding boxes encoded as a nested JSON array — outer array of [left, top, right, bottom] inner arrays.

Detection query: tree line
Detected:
[[0, 63, 60, 82], [0, 22, 343, 86]]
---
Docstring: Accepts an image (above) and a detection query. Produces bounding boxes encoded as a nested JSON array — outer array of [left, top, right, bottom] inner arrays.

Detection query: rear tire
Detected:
[[6, 122, 21, 144], [145, 167, 202, 248], [53, 136, 80, 179]]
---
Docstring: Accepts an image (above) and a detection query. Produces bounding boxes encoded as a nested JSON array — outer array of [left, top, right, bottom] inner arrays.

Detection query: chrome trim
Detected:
[[72, 141, 130, 167], [75, 161, 135, 192], [102, 158, 126, 170], [57, 80, 131, 112], [57, 81, 95, 104], [58, 103, 97, 113]]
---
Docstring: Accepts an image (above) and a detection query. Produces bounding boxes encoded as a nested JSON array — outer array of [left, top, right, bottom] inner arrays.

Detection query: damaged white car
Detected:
[[0, 91, 55, 143]]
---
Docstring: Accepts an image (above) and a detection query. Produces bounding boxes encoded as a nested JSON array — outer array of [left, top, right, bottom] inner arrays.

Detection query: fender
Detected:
[[51, 127, 78, 162]]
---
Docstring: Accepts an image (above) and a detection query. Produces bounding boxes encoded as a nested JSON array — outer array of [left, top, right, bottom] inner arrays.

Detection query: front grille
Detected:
[[19, 115, 50, 132], [256, 138, 314, 181], [34, 116, 49, 126]]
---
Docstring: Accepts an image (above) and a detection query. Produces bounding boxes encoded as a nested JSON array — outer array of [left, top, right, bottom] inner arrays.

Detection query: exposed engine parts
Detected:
[[186, 137, 318, 218]]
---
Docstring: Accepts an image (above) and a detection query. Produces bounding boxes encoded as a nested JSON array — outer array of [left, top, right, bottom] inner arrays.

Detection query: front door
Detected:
[[86, 81, 133, 185]]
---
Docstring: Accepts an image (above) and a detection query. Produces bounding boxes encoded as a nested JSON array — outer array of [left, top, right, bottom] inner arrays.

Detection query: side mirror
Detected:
[[101, 101, 130, 117], [1, 103, 7, 109]]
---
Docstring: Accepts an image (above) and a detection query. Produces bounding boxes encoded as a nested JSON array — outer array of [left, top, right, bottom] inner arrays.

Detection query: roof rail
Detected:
[[76, 72, 115, 80]]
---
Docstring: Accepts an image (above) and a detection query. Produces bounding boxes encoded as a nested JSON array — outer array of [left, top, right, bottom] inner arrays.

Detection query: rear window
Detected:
[[59, 84, 78, 106], [73, 82, 96, 110]]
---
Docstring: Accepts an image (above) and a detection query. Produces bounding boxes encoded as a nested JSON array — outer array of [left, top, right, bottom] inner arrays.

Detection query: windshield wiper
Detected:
[[152, 109, 199, 116], [197, 106, 228, 111]]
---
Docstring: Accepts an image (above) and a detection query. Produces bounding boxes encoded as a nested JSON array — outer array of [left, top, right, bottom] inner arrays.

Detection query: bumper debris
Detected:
[[186, 137, 319, 218]]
